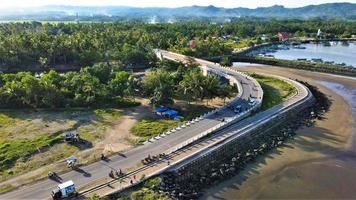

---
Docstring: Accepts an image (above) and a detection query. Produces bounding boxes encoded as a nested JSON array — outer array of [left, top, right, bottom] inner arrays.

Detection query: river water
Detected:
[[270, 42, 356, 68]]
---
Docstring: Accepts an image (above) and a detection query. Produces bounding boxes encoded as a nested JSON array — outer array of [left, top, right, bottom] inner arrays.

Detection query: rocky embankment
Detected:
[[153, 82, 330, 200]]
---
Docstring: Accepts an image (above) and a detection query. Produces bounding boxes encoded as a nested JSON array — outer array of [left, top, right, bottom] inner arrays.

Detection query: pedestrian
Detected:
[[130, 179, 133, 185], [119, 168, 122, 175], [167, 160, 170, 165], [133, 175, 136, 180]]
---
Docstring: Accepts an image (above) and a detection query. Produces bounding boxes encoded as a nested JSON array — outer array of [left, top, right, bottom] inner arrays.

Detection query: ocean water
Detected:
[[270, 42, 356, 68]]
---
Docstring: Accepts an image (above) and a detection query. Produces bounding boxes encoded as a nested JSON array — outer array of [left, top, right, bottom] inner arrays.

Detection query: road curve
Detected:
[[0, 52, 260, 199], [94, 52, 311, 197]]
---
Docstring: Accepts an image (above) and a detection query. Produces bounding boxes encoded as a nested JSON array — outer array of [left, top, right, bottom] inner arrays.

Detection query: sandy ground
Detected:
[[202, 66, 356, 199], [99, 100, 155, 154]]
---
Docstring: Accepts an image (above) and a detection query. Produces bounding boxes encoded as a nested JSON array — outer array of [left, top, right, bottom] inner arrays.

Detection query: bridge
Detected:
[[0, 51, 312, 199]]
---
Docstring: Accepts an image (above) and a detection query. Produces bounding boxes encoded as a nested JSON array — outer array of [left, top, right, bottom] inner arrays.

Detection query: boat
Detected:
[[265, 54, 275, 58], [323, 41, 331, 47], [341, 41, 350, 46], [293, 45, 306, 49], [330, 41, 338, 46], [278, 45, 290, 50], [297, 58, 307, 61], [291, 42, 301, 46], [311, 58, 323, 63], [324, 61, 334, 65]]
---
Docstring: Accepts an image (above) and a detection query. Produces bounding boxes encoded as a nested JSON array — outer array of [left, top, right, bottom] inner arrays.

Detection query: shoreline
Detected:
[[202, 65, 356, 199]]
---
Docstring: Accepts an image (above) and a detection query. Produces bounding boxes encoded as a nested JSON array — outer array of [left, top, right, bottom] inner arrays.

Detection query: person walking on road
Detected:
[[133, 175, 136, 180]]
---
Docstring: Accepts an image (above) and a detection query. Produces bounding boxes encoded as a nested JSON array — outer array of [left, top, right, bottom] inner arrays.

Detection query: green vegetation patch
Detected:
[[131, 188, 168, 200], [0, 134, 62, 172], [107, 177, 168, 200], [131, 119, 180, 140], [251, 74, 297, 110], [0, 108, 123, 180], [94, 109, 123, 120], [0, 184, 15, 194], [172, 104, 214, 121]]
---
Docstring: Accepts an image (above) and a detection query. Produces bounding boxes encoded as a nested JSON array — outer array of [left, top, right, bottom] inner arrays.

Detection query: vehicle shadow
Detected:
[[117, 152, 127, 158], [73, 167, 92, 177], [49, 174, 63, 183]]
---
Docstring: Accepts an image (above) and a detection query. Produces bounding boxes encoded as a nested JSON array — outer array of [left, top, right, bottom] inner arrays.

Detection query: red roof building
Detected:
[[278, 32, 290, 41], [188, 39, 197, 49]]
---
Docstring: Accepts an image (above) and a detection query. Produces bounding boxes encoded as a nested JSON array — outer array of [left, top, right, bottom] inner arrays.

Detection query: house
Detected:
[[188, 39, 197, 49], [278, 32, 290, 41]]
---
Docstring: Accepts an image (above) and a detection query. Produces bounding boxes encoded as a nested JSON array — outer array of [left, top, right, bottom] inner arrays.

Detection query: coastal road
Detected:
[[0, 52, 259, 199]]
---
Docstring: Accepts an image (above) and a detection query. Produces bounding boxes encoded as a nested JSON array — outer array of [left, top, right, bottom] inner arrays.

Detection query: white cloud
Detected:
[[0, 0, 355, 8]]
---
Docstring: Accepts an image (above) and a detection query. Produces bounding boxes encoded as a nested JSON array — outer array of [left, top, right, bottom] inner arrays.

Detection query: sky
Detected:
[[0, 0, 355, 9]]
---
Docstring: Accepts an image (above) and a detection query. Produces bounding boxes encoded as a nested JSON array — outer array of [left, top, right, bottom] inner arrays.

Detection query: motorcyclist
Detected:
[[48, 171, 54, 178]]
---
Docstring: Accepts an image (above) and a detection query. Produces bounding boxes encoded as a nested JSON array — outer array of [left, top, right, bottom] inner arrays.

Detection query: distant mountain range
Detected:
[[1, 3, 355, 21]]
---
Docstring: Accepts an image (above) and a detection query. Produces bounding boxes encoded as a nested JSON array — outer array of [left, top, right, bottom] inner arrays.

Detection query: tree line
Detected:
[[0, 59, 235, 108], [0, 20, 355, 71]]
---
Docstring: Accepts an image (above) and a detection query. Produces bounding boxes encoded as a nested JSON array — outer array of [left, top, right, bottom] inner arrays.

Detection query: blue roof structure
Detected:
[[164, 109, 178, 119], [155, 107, 169, 113]]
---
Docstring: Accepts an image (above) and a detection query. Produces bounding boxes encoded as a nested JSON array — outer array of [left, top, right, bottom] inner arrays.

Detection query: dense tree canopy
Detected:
[[143, 60, 236, 106], [0, 20, 355, 72], [0, 63, 137, 108], [0, 19, 353, 107]]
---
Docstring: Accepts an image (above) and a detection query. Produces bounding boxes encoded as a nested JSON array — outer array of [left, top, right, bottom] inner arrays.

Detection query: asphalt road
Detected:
[[170, 76, 311, 171], [0, 52, 259, 200]]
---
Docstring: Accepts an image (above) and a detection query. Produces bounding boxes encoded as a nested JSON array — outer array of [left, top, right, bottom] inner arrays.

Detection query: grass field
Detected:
[[251, 74, 297, 110], [0, 108, 122, 181]]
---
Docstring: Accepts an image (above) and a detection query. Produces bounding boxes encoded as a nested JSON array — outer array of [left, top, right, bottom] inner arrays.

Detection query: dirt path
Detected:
[[99, 102, 155, 154], [202, 66, 356, 199]]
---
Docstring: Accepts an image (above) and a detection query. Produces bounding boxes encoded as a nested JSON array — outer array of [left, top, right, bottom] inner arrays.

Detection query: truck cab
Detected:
[[51, 180, 77, 200], [249, 99, 256, 106], [234, 105, 242, 113]]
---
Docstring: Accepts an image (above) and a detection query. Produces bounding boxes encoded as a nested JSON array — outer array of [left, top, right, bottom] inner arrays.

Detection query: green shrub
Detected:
[[131, 119, 179, 139]]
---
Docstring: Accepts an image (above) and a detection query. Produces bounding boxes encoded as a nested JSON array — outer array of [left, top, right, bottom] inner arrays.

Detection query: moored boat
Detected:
[[323, 41, 331, 47]]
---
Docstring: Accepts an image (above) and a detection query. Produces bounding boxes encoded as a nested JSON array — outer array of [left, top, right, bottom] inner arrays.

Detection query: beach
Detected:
[[202, 66, 356, 199]]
